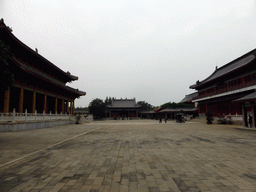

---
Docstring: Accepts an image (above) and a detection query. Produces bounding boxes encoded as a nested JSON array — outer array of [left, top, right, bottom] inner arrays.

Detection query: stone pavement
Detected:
[[0, 119, 256, 192]]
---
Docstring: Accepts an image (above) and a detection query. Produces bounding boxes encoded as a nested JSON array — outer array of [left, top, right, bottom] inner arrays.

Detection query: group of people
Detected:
[[158, 117, 167, 123]]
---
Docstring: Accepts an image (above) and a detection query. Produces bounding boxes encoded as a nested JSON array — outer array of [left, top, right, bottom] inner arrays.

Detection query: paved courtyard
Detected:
[[0, 119, 256, 192]]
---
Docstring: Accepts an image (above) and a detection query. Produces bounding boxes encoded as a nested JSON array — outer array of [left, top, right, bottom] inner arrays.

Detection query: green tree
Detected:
[[137, 101, 154, 111], [104, 96, 115, 105], [104, 96, 111, 105], [75, 107, 88, 111], [161, 102, 194, 109], [88, 98, 106, 119], [0, 40, 15, 91]]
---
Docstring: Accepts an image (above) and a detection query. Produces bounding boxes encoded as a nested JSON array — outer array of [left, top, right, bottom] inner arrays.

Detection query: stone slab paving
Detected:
[[0, 119, 256, 192]]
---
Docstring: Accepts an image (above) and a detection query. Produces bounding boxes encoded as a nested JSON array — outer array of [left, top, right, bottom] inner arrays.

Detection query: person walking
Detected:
[[249, 115, 253, 127], [159, 117, 162, 123]]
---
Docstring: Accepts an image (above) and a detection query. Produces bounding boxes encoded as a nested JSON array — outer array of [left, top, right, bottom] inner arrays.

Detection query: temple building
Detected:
[[0, 19, 85, 116], [106, 98, 141, 119], [190, 48, 256, 127]]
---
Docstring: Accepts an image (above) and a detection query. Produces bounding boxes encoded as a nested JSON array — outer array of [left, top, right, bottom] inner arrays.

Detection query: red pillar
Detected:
[[32, 89, 36, 113], [4, 88, 10, 113], [54, 97, 58, 114], [43, 93, 47, 113], [19, 87, 24, 113]]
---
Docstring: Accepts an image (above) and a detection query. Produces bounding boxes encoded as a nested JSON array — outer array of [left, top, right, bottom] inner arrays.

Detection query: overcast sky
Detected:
[[1, 1, 256, 107]]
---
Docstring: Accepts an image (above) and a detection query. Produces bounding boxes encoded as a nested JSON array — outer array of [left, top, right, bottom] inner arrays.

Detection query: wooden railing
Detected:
[[0, 109, 70, 122], [196, 82, 255, 100]]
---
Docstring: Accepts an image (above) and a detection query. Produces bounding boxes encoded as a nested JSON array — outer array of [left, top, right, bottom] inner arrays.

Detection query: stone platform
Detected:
[[0, 119, 256, 191]]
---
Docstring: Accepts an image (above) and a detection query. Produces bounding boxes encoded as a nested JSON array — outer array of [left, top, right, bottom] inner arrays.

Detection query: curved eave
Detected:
[[66, 86, 86, 96], [0, 19, 77, 82], [179, 92, 198, 103], [13, 57, 85, 97], [190, 50, 256, 90], [232, 90, 256, 103]]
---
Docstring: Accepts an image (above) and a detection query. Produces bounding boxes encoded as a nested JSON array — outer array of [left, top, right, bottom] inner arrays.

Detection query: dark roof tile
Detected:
[[107, 99, 141, 108], [190, 49, 256, 89]]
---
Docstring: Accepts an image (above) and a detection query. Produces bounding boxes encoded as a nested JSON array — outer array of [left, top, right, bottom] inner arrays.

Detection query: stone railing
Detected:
[[0, 109, 70, 122], [214, 114, 243, 124], [226, 114, 243, 121]]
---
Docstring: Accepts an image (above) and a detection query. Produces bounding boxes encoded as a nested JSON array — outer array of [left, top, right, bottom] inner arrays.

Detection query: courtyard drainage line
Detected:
[[0, 127, 102, 168]]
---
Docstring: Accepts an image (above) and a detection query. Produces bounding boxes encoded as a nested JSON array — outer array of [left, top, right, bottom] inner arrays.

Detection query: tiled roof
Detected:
[[190, 49, 256, 89], [179, 92, 198, 103], [12, 50, 85, 96], [232, 90, 256, 102], [107, 99, 141, 108], [0, 18, 78, 82], [1, 18, 85, 97], [140, 111, 156, 114], [159, 108, 198, 113]]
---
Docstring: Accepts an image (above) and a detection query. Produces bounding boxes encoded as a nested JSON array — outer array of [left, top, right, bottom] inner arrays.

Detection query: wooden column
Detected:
[[32, 89, 36, 113], [43, 93, 47, 113], [70, 101, 74, 115], [55, 97, 58, 114], [19, 87, 24, 113], [3, 88, 10, 113], [62, 98, 64, 114]]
